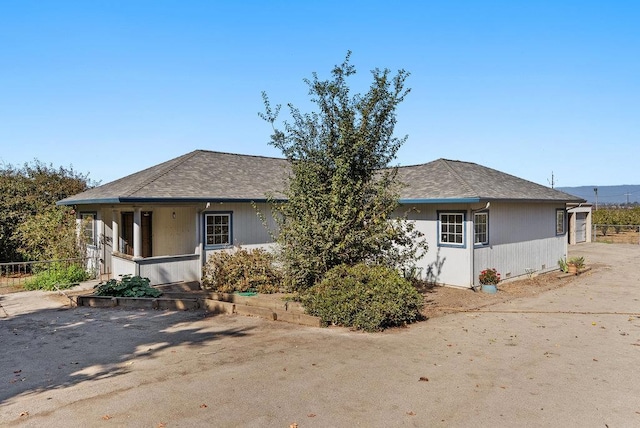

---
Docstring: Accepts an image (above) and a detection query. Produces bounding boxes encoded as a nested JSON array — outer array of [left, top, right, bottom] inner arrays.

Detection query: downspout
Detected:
[[469, 210, 474, 289]]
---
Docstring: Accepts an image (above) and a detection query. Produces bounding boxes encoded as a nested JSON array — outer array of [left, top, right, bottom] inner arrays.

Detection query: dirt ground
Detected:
[[2, 242, 640, 427], [419, 269, 585, 320]]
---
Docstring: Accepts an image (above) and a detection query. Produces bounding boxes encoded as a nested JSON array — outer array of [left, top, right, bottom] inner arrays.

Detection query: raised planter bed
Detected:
[[75, 289, 321, 327]]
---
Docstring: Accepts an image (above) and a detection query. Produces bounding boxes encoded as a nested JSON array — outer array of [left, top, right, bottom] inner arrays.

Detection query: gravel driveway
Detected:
[[1, 242, 639, 427]]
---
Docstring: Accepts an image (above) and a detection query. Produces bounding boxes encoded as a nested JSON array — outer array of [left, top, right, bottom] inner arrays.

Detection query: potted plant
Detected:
[[479, 268, 501, 294], [566, 256, 585, 275]]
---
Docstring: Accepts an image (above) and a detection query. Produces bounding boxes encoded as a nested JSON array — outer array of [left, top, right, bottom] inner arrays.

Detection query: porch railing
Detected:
[[111, 253, 200, 285]]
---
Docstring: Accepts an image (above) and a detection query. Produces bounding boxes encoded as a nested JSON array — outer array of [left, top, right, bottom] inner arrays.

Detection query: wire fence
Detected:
[[593, 224, 640, 245]]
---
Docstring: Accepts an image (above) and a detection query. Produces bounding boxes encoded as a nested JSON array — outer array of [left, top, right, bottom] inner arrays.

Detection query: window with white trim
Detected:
[[474, 212, 488, 245], [439, 212, 465, 246], [205, 213, 231, 246], [556, 209, 565, 235], [80, 212, 96, 247]]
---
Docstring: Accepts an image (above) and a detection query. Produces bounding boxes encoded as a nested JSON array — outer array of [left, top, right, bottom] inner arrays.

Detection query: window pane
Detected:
[[81, 213, 95, 246], [556, 211, 564, 234], [440, 212, 465, 246], [206, 214, 231, 246], [474, 213, 488, 244]]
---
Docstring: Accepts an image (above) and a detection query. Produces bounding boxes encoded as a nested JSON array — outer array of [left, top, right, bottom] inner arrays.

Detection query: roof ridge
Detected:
[[196, 149, 286, 161], [124, 151, 200, 196], [439, 159, 477, 196], [396, 158, 471, 169]]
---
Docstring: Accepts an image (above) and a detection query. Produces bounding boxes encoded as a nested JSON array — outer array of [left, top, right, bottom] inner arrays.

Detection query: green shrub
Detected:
[[302, 263, 424, 332], [94, 275, 162, 298], [202, 247, 282, 294], [558, 258, 568, 273], [24, 263, 89, 291]]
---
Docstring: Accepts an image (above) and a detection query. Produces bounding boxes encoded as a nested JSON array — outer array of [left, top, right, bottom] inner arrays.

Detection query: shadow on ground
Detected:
[[0, 305, 253, 405]]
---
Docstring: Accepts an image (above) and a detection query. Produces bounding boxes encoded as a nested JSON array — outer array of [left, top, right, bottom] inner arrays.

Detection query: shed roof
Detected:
[[58, 150, 583, 205]]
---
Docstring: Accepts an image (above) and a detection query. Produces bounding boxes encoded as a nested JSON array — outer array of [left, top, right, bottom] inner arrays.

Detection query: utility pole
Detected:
[[624, 192, 631, 206], [548, 171, 556, 189], [593, 187, 598, 210]]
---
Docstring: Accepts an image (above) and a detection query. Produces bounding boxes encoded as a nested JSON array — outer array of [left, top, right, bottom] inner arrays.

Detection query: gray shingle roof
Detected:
[[58, 150, 583, 205], [396, 158, 584, 202], [58, 150, 290, 205]]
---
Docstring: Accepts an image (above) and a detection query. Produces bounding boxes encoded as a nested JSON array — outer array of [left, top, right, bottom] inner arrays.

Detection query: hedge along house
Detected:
[[58, 150, 584, 288]]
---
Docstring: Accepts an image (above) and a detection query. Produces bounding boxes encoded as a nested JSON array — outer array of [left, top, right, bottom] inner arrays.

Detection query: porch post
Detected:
[[133, 207, 142, 259], [112, 210, 119, 253], [568, 212, 576, 245]]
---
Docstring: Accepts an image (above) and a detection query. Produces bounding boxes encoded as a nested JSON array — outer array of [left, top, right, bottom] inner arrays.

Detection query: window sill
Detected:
[[437, 243, 466, 249], [204, 244, 233, 251]]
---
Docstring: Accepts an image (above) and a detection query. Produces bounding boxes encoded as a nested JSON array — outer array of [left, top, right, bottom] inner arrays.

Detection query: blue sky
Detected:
[[0, 1, 638, 187]]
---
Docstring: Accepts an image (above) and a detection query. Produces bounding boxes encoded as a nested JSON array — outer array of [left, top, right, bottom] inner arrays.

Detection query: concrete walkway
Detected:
[[0, 280, 99, 318], [1, 243, 639, 427]]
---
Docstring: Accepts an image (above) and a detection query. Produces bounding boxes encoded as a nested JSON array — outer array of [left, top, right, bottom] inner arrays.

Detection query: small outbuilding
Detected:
[[566, 203, 593, 245]]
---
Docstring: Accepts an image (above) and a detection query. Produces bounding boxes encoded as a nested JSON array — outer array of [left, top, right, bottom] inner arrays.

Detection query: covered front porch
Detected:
[[106, 205, 203, 285], [98, 201, 276, 285]]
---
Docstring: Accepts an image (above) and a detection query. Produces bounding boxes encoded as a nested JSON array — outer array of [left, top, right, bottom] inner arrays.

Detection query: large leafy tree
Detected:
[[261, 52, 426, 290], [0, 160, 94, 262]]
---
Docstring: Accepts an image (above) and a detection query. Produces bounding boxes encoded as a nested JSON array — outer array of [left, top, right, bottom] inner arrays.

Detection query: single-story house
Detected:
[[58, 150, 584, 288]]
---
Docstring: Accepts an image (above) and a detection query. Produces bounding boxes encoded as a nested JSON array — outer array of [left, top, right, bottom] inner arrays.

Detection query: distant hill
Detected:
[[557, 185, 640, 206]]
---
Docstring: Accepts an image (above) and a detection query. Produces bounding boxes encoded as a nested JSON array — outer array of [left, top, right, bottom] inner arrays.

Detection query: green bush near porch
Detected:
[[302, 263, 424, 332], [93, 275, 162, 298], [24, 263, 89, 291]]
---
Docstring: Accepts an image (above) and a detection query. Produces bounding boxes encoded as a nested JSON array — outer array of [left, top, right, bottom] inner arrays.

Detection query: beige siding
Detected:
[[153, 206, 197, 256]]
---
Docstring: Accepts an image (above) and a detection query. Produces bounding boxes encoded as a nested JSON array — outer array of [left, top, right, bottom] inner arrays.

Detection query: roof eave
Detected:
[[57, 197, 123, 206], [399, 196, 585, 204], [57, 196, 285, 206], [399, 198, 481, 204]]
